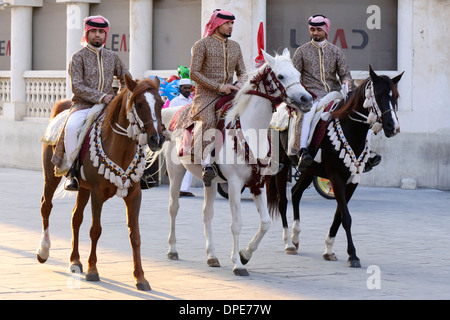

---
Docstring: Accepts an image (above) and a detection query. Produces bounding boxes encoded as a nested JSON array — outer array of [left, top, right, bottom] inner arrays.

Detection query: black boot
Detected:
[[202, 164, 217, 187], [364, 153, 382, 172], [298, 148, 313, 172], [64, 160, 80, 191]]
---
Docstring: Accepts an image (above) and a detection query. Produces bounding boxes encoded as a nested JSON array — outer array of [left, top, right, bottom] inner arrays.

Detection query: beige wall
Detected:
[[152, 0, 201, 70], [32, 0, 66, 70], [0, 8, 11, 70]]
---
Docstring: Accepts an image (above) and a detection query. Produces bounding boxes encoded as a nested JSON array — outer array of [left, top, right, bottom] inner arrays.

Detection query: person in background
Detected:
[[169, 78, 195, 197]]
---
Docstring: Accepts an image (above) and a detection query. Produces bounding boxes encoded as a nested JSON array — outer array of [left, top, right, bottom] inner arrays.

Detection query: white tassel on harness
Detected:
[[328, 118, 370, 185], [89, 114, 147, 198]]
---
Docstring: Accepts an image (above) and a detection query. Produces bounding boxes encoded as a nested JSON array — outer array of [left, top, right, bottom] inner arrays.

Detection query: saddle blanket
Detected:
[[168, 94, 235, 159], [269, 91, 343, 156], [41, 104, 105, 176]]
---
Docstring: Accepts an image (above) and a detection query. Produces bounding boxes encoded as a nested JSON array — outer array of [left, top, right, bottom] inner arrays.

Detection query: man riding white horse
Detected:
[[189, 9, 247, 186]]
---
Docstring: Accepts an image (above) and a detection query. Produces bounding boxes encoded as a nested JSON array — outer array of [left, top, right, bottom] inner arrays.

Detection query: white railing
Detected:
[[24, 70, 67, 119], [0, 71, 11, 116], [0, 69, 378, 120]]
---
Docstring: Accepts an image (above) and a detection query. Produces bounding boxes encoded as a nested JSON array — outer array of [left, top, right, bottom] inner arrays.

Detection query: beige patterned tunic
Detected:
[[292, 40, 351, 99], [189, 34, 246, 161], [291, 40, 351, 155], [69, 44, 130, 110], [51, 44, 130, 168]]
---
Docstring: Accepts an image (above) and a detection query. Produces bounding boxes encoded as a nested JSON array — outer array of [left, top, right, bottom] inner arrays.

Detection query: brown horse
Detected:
[[37, 74, 164, 291]]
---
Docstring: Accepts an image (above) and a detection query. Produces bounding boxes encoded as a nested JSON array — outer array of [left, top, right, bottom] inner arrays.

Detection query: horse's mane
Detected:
[[102, 78, 160, 137], [330, 76, 399, 120], [225, 63, 268, 125]]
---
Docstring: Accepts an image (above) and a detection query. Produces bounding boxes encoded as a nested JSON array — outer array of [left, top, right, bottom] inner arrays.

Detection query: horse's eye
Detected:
[[277, 74, 284, 80]]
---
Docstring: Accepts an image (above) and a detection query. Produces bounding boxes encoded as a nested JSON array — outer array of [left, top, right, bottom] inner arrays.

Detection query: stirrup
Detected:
[[298, 148, 313, 172], [64, 176, 79, 191], [202, 164, 218, 187]]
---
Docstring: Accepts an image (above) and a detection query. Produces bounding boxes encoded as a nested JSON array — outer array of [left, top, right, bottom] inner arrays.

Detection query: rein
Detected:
[[87, 89, 156, 198]]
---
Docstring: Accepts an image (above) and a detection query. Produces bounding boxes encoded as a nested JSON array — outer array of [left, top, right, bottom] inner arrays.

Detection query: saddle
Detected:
[[168, 93, 235, 158], [41, 104, 105, 176], [270, 91, 343, 157]]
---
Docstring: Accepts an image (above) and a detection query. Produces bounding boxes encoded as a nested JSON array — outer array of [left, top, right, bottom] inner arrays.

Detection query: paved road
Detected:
[[1, 167, 449, 300]]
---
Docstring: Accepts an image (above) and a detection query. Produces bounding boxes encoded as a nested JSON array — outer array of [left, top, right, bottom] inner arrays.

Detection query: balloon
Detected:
[[159, 80, 168, 96], [164, 79, 180, 101], [167, 75, 180, 83], [177, 65, 190, 79]]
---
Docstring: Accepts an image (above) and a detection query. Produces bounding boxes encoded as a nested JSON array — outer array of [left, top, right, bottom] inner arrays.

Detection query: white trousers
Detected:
[[64, 108, 90, 167], [180, 171, 193, 192], [300, 99, 319, 149]]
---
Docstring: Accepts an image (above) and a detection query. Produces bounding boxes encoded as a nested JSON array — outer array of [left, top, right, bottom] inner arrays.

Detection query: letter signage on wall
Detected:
[[267, 0, 398, 70]]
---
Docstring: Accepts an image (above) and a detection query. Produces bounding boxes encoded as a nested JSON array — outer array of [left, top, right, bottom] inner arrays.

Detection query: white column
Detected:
[[129, 0, 152, 79], [200, 0, 264, 71], [3, 5, 33, 120], [397, 0, 413, 112]]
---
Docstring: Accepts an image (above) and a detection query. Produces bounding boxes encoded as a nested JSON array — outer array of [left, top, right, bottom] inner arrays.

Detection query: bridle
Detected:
[[110, 90, 162, 145], [348, 80, 398, 134], [245, 65, 301, 112]]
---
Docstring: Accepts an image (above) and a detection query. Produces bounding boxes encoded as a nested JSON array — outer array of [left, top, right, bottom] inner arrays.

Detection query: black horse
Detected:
[[267, 66, 403, 267]]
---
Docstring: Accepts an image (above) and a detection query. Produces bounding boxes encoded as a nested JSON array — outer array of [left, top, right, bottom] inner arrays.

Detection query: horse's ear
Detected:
[[153, 75, 160, 88], [369, 65, 380, 81], [282, 48, 290, 58], [261, 49, 275, 66], [392, 71, 404, 85], [124, 73, 137, 92]]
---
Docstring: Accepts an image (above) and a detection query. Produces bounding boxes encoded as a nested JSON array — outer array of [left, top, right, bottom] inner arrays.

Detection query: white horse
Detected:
[[156, 49, 312, 276]]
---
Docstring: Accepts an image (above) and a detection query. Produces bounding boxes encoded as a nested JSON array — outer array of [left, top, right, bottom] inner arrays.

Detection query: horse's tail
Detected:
[[50, 99, 71, 119], [266, 176, 280, 219]]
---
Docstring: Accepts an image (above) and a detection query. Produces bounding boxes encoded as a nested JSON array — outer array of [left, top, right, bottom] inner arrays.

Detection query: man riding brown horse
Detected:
[[52, 15, 131, 191]]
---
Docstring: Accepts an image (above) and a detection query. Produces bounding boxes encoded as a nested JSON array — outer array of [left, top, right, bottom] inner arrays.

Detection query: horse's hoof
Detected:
[[233, 268, 250, 276], [167, 252, 179, 260], [36, 253, 47, 264], [86, 273, 100, 282], [293, 242, 299, 250], [69, 263, 83, 274], [348, 258, 361, 268], [207, 258, 221, 267], [285, 247, 298, 255], [136, 281, 151, 291], [323, 253, 338, 261], [239, 250, 250, 265]]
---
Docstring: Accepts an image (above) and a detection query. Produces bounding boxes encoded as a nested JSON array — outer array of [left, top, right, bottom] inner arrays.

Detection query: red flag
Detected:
[[255, 22, 265, 68]]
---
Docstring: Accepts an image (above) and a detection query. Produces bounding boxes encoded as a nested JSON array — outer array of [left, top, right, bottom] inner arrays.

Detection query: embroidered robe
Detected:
[[189, 34, 246, 161]]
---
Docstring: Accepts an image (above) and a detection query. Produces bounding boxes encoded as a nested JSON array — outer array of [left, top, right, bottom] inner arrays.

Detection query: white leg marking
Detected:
[[37, 228, 51, 260]]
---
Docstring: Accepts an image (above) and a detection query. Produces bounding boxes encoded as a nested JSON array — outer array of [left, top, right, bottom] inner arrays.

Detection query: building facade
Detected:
[[0, 0, 449, 190]]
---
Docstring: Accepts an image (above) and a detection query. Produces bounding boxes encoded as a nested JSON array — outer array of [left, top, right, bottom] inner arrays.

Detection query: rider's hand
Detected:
[[219, 84, 239, 95], [343, 80, 353, 90], [102, 94, 114, 104]]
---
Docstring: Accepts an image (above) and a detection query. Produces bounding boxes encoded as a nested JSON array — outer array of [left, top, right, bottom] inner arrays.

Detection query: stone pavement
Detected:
[[1, 167, 450, 300]]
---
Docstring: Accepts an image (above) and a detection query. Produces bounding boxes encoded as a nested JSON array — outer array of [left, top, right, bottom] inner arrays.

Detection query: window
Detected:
[[267, 0, 398, 70]]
